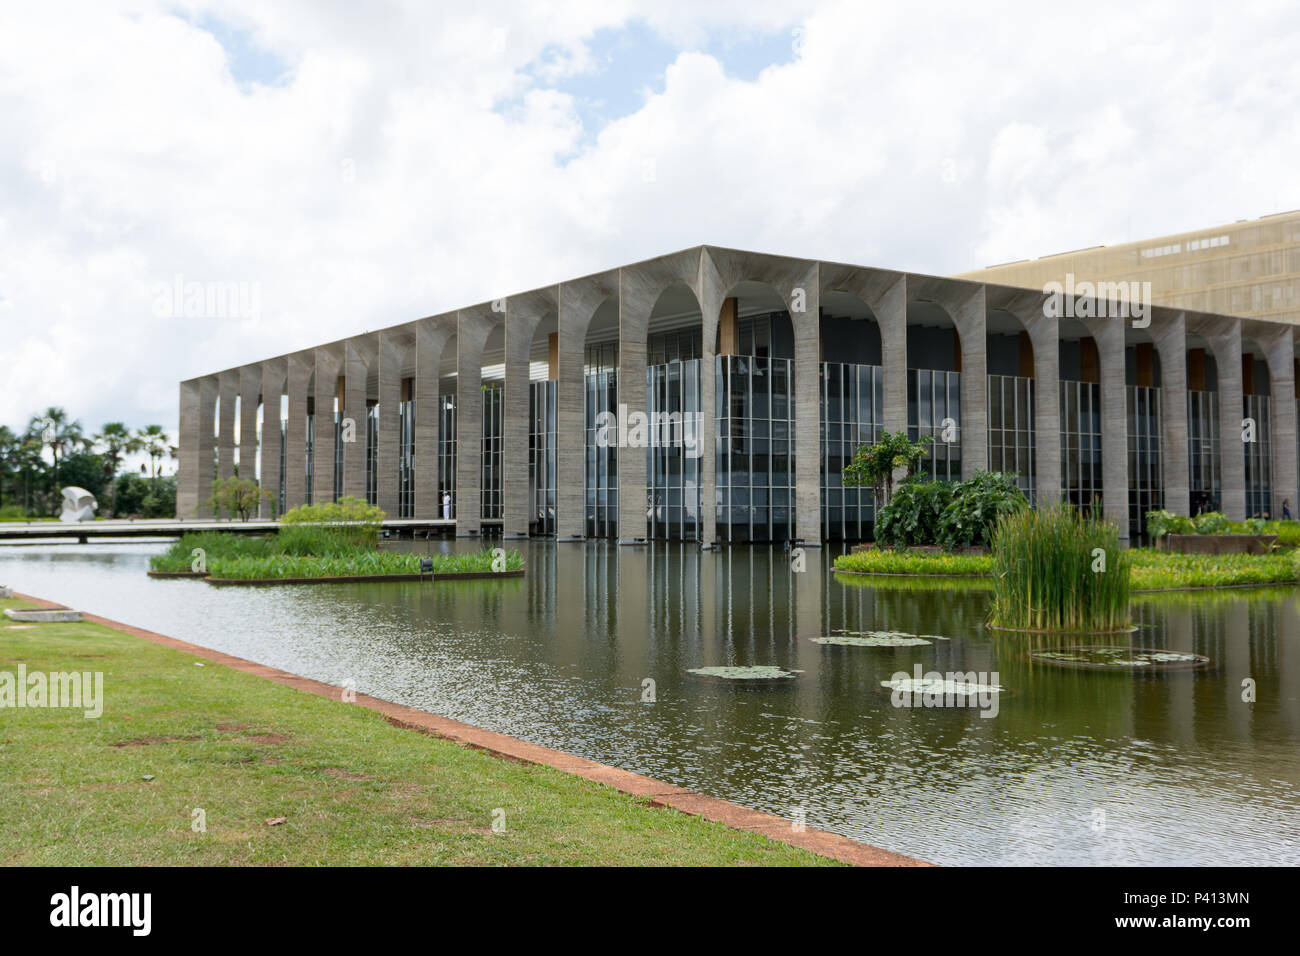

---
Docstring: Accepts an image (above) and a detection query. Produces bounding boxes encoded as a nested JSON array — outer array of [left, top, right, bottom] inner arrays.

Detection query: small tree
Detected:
[[841, 431, 933, 506], [208, 477, 270, 521]]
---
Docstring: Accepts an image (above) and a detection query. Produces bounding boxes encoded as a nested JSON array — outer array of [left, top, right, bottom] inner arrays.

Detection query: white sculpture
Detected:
[[59, 486, 98, 523]]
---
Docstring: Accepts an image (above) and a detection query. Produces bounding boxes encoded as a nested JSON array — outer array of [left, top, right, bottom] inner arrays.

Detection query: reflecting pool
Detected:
[[2, 538, 1298, 865]]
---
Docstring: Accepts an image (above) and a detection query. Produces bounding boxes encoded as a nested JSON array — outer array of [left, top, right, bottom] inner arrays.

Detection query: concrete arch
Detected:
[[985, 285, 1061, 506], [698, 248, 821, 543], [503, 286, 559, 538], [555, 271, 619, 540], [904, 277, 986, 484]]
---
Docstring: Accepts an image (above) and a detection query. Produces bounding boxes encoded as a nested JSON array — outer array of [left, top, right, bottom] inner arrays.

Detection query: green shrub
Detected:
[[1243, 517, 1267, 535], [936, 471, 1028, 548], [1193, 511, 1231, 535], [989, 501, 1130, 632], [1146, 509, 1194, 538], [874, 479, 953, 547], [279, 496, 385, 548]]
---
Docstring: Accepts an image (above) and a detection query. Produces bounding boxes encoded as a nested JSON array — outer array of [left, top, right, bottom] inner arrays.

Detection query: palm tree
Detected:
[[138, 424, 169, 478], [94, 422, 143, 517], [29, 407, 85, 489]]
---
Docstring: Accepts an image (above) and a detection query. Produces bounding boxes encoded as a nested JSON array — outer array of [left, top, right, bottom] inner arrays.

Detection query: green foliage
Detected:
[[57, 451, 109, 500], [1131, 550, 1295, 590], [1242, 517, 1267, 535], [872, 471, 1027, 549], [841, 431, 932, 505], [988, 501, 1131, 632], [936, 471, 1029, 548], [1192, 511, 1231, 535], [834, 542, 1298, 592], [279, 496, 385, 547], [1145, 509, 1195, 538], [833, 547, 992, 577], [874, 479, 953, 547], [208, 477, 271, 521], [207, 548, 523, 580], [114, 473, 176, 518]]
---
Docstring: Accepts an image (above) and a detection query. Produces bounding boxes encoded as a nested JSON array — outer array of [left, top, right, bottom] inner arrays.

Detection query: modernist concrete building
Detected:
[[961, 209, 1300, 327], [178, 245, 1300, 543]]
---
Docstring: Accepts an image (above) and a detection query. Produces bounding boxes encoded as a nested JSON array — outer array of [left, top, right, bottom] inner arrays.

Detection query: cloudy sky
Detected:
[[2, 0, 1298, 442]]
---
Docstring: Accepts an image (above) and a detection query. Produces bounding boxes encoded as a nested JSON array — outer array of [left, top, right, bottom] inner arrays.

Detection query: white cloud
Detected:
[[1, 0, 1299, 435]]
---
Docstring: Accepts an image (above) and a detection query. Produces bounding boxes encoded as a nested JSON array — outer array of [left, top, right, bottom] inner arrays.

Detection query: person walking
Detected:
[[1283, 498, 1292, 521]]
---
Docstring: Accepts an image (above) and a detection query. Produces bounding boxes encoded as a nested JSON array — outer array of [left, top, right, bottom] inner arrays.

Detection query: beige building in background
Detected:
[[959, 210, 1300, 326]]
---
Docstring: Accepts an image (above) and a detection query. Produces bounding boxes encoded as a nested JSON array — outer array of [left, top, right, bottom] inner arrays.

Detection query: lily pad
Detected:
[[813, 634, 933, 647], [685, 666, 799, 685], [880, 677, 1005, 696], [1028, 645, 1211, 672]]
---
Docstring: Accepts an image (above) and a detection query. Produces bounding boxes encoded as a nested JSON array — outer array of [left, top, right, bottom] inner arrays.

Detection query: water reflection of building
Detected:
[[180, 246, 1299, 541]]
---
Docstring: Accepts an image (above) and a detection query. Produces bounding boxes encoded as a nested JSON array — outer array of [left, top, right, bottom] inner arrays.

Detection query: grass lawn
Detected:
[[0, 597, 834, 866], [833, 547, 1299, 591]]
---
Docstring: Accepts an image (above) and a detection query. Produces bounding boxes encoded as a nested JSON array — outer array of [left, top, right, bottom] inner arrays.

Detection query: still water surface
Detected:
[[2, 538, 1298, 865]]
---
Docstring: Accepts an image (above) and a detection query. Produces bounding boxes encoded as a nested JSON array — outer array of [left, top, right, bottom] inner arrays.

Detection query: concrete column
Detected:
[[312, 348, 341, 506], [284, 354, 311, 511], [791, 263, 821, 544], [504, 291, 553, 539], [1085, 316, 1130, 534], [617, 270, 652, 544], [260, 359, 286, 517], [455, 305, 497, 536], [696, 251, 727, 550], [556, 280, 611, 541], [217, 371, 237, 485], [342, 339, 370, 501], [1023, 307, 1061, 506], [177, 379, 203, 519], [1153, 314, 1190, 516], [413, 320, 449, 519], [876, 276, 908, 435], [238, 365, 260, 486], [951, 288, 987, 482], [197, 375, 217, 516], [1201, 320, 1246, 520], [376, 332, 404, 518], [1262, 325, 1298, 519]]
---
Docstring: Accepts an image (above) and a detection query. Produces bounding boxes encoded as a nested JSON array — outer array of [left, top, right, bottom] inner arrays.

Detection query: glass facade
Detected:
[[529, 380, 557, 534], [398, 386, 414, 518], [439, 393, 456, 519], [1127, 385, 1163, 536], [987, 374, 1035, 503], [821, 362, 883, 541], [304, 397, 314, 506], [332, 399, 343, 502], [481, 382, 504, 520], [585, 369, 619, 537], [1188, 390, 1221, 513], [1060, 380, 1102, 514], [716, 354, 795, 543], [647, 359, 702, 540], [365, 402, 378, 506], [908, 369, 962, 481], [1244, 393, 1273, 518]]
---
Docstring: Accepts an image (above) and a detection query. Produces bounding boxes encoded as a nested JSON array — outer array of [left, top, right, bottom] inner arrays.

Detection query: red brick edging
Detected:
[[14, 592, 929, 867]]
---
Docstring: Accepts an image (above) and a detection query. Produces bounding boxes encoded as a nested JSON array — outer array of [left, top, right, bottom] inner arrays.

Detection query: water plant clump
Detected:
[[1028, 645, 1211, 672], [988, 501, 1131, 633]]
